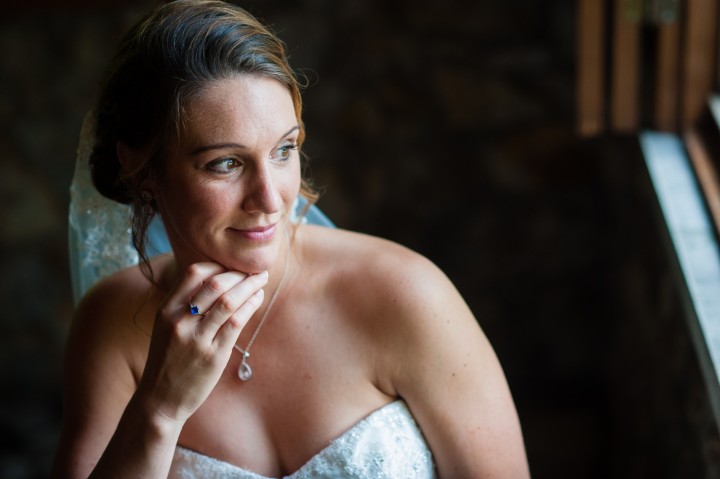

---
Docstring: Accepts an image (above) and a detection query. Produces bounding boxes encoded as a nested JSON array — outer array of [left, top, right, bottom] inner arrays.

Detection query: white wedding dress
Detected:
[[169, 400, 436, 479]]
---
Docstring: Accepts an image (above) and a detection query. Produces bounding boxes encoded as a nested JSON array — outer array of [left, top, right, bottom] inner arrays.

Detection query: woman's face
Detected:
[[152, 75, 301, 274]]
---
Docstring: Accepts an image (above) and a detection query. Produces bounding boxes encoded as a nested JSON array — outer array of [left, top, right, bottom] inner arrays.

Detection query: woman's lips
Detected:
[[232, 223, 277, 241]]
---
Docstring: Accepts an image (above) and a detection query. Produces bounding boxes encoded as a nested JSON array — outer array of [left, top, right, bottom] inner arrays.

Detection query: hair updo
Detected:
[[90, 0, 316, 270]]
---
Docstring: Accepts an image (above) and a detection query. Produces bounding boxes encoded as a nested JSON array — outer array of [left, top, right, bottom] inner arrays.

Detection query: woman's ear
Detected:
[[116, 140, 136, 171], [117, 140, 159, 194]]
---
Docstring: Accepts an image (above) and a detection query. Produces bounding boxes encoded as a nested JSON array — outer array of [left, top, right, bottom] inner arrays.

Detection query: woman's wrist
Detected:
[[126, 388, 186, 442]]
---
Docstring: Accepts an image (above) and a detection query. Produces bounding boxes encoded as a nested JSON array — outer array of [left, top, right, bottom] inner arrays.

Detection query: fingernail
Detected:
[[259, 271, 269, 280], [246, 289, 263, 308]]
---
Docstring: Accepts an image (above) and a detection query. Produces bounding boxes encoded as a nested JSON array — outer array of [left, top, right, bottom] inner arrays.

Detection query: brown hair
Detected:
[[90, 0, 316, 275]]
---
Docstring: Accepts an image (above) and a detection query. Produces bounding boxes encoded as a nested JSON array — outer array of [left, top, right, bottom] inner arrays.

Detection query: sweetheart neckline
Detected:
[[174, 399, 408, 479]]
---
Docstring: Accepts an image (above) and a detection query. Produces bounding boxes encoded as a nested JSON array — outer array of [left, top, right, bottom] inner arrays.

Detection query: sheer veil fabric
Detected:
[[68, 112, 333, 303], [68, 113, 139, 303]]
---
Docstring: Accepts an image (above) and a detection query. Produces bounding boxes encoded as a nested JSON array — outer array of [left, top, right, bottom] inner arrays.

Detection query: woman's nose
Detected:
[[242, 165, 282, 214]]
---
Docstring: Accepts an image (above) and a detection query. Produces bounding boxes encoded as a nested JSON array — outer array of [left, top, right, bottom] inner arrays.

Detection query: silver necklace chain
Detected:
[[233, 233, 290, 381]]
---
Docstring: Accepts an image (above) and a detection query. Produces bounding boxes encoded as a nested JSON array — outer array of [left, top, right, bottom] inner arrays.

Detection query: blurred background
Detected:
[[2, 0, 719, 477]]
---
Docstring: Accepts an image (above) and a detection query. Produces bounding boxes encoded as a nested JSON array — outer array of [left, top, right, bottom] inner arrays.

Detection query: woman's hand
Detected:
[[135, 262, 267, 426]]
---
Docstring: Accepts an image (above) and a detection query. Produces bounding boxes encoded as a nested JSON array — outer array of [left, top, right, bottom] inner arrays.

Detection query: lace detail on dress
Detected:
[[68, 113, 138, 302], [170, 400, 436, 479]]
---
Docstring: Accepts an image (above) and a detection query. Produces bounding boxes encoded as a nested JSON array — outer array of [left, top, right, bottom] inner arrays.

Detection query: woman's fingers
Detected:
[[195, 271, 268, 340], [188, 270, 248, 317], [213, 288, 265, 348], [163, 262, 228, 318]]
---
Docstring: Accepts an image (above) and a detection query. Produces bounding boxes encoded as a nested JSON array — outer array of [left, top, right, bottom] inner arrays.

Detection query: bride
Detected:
[[52, 1, 529, 478]]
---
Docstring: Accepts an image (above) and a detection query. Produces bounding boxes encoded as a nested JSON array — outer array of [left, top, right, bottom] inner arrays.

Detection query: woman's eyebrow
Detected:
[[278, 125, 300, 140], [190, 125, 300, 156], [191, 142, 247, 155]]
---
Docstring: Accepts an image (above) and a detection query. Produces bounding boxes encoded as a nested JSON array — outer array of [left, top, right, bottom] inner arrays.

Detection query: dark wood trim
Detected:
[[577, 0, 606, 136], [681, 0, 718, 128], [610, 0, 641, 132], [655, 20, 681, 131]]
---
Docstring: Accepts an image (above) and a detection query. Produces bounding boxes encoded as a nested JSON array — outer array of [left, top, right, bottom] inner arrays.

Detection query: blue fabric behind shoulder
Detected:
[[146, 215, 173, 257], [299, 197, 335, 228]]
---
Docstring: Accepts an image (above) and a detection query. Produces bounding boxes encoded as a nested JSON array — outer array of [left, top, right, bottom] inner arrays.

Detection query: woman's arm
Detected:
[[51, 262, 267, 479], [52, 268, 179, 478], [373, 249, 530, 478]]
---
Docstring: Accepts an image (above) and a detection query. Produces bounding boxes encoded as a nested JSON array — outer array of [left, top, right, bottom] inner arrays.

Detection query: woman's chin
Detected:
[[177, 237, 285, 275], [218, 252, 277, 275]]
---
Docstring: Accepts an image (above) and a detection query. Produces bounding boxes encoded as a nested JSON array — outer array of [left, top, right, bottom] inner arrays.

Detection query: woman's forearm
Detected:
[[87, 392, 184, 479]]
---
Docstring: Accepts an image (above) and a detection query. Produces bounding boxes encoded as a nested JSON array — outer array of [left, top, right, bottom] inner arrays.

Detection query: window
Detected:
[[577, 0, 720, 429]]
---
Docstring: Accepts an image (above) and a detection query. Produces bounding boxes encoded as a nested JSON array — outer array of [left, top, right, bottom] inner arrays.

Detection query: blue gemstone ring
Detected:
[[189, 303, 204, 316]]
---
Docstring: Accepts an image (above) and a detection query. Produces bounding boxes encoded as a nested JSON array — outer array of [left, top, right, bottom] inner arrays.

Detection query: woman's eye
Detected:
[[207, 157, 240, 174], [272, 143, 297, 162]]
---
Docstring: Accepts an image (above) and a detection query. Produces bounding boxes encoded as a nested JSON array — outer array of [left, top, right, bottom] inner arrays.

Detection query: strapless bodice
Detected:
[[169, 400, 436, 478]]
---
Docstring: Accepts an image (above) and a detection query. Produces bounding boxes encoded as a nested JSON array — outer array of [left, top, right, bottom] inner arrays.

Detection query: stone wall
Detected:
[[1, 1, 718, 478]]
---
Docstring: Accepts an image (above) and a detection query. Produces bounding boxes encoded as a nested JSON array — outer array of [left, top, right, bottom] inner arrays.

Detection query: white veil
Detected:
[[68, 112, 333, 304]]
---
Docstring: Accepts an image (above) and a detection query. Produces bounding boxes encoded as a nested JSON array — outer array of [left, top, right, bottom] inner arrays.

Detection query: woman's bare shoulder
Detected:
[[298, 224, 452, 321], [69, 256, 170, 367], [76, 258, 165, 321], [297, 226, 473, 393], [299, 224, 433, 272]]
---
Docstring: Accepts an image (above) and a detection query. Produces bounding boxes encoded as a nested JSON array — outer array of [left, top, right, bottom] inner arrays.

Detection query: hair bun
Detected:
[[89, 145, 132, 204]]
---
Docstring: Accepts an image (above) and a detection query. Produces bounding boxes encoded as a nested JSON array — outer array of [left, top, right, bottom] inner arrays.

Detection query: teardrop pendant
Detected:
[[238, 359, 253, 381]]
